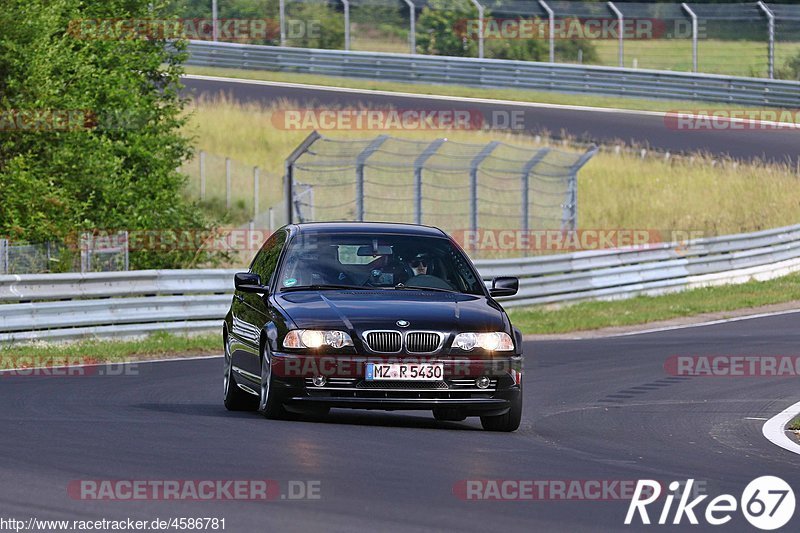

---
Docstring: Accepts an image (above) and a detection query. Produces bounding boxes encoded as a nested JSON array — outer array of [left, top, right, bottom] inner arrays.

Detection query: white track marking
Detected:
[[762, 400, 800, 456]]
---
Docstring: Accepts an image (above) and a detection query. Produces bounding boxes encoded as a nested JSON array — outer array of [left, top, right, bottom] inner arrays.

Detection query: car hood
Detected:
[[275, 289, 505, 333]]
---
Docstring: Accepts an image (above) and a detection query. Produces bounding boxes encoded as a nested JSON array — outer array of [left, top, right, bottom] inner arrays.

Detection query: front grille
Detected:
[[406, 332, 442, 353], [364, 331, 402, 353]]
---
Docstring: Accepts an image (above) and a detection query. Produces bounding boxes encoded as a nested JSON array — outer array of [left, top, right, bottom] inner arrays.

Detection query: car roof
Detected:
[[288, 221, 449, 238]]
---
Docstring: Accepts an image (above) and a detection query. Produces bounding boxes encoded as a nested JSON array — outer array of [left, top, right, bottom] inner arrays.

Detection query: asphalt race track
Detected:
[[182, 76, 800, 165], [3, 313, 800, 532]]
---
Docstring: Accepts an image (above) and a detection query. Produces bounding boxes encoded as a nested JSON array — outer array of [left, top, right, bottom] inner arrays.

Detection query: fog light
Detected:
[[476, 376, 491, 389], [312, 375, 327, 387]]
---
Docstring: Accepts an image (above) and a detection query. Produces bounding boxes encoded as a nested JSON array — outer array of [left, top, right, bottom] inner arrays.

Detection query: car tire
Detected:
[[258, 345, 290, 419], [480, 385, 522, 432], [223, 342, 257, 411]]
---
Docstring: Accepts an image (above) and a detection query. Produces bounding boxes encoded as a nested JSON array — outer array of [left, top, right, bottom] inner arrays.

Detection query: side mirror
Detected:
[[489, 276, 518, 297], [234, 272, 268, 294]]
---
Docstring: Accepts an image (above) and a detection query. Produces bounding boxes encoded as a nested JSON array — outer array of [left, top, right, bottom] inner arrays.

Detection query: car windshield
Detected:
[[278, 233, 485, 295]]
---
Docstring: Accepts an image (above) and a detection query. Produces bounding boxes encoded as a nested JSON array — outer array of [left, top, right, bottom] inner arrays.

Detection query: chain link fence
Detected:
[[0, 232, 129, 275], [283, 131, 596, 254], [175, 0, 800, 79]]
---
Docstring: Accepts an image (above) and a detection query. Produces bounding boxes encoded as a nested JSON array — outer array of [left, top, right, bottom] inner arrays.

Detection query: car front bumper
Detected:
[[269, 352, 523, 415]]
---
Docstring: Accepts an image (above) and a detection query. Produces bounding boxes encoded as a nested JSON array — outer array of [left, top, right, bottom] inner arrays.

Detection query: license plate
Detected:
[[365, 363, 443, 381]]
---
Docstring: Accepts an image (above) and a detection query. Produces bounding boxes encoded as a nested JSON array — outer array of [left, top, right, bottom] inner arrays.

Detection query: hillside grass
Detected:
[[183, 96, 800, 247]]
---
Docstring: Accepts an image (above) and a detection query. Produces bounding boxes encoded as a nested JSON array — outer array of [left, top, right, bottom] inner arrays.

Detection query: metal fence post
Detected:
[[225, 157, 231, 210], [520, 148, 551, 233], [253, 166, 260, 219], [199, 150, 206, 200], [758, 1, 775, 79], [402, 0, 415, 54], [284, 131, 322, 224], [538, 1, 554, 62], [469, 0, 484, 59], [279, 0, 287, 46], [355, 135, 389, 222], [0, 239, 7, 275], [414, 139, 445, 225], [608, 2, 624, 67], [682, 3, 698, 73], [562, 145, 598, 231], [342, 0, 350, 51], [470, 142, 499, 240], [212, 0, 218, 41], [122, 231, 129, 271]]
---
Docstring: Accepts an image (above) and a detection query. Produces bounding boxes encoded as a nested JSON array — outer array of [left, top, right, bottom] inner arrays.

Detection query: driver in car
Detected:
[[408, 254, 428, 277]]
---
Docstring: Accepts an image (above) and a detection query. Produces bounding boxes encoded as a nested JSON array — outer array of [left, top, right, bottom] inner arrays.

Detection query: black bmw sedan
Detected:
[[223, 222, 524, 431]]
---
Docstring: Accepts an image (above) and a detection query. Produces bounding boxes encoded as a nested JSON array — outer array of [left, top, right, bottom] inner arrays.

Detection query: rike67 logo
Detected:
[[625, 477, 795, 530]]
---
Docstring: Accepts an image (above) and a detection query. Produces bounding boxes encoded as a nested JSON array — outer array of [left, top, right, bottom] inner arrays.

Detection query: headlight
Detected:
[[452, 332, 514, 352], [283, 330, 354, 349]]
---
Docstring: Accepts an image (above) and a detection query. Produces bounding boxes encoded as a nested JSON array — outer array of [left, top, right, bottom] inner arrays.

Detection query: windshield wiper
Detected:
[[281, 284, 359, 292]]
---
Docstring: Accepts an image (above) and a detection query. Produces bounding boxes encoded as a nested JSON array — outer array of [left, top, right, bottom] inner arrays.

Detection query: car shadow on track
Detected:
[[134, 402, 483, 430]]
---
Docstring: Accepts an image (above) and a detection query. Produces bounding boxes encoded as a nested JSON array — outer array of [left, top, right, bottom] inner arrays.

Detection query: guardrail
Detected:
[[185, 40, 800, 108], [3, 224, 800, 343]]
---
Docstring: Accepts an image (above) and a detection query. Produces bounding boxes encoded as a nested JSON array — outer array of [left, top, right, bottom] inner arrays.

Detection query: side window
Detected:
[[250, 230, 287, 286]]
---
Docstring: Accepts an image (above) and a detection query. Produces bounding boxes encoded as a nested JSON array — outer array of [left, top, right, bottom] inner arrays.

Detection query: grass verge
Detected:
[[789, 415, 800, 432], [183, 65, 793, 118], [508, 272, 800, 335], [0, 332, 219, 367]]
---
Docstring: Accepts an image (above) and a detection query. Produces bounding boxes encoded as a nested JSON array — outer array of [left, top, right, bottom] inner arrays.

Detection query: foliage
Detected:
[[0, 0, 215, 269]]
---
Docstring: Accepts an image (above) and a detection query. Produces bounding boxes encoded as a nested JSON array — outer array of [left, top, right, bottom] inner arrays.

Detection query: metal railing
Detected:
[[181, 1, 800, 78], [3, 223, 800, 342], [184, 40, 800, 107]]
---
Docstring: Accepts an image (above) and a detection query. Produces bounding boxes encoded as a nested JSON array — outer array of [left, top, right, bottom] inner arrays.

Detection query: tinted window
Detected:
[[278, 233, 485, 295], [250, 230, 287, 285]]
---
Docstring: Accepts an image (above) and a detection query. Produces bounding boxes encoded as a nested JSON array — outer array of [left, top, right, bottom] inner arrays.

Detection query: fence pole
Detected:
[[681, 3, 698, 73], [279, 0, 287, 46], [520, 148, 551, 234], [253, 166, 260, 219], [414, 139, 446, 225], [199, 150, 206, 200], [607, 2, 624, 67], [355, 135, 389, 222], [538, 1, 554, 62], [469, 142, 499, 244], [758, 1, 775, 79], [402, 0, 415, 54], [0, 239, 7, 275], [212, 0, 218, 41], [469, 0, 484, 59], [284, 131, 322, 224], [562, 146, 598, 231], [225, 157, 231, 210], [341, 0, 351, 51]]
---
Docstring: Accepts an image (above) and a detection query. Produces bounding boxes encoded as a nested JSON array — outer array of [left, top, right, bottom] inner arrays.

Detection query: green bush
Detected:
[[417, 0, 480, 57], [0, 0, 215, 269]]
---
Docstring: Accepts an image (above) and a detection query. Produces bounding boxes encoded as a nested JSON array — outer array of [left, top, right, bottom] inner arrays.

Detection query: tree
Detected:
[[0, 0, 211, 269]]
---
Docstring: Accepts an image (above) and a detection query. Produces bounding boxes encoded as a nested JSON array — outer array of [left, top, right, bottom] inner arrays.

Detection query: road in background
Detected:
[[182, 76, 800, 165]]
